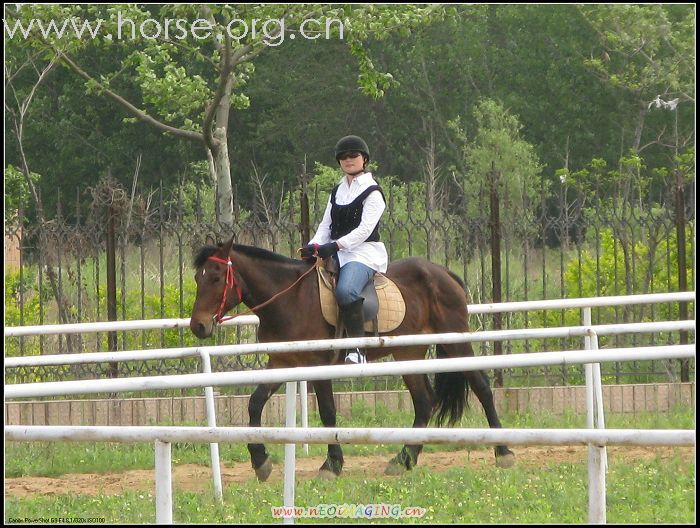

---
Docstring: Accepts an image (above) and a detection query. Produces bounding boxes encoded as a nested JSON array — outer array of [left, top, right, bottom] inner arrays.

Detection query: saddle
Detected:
[[317, 262, 406, 334]]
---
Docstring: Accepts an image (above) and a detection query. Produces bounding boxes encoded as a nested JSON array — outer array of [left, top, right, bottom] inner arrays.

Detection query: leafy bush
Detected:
[[564, 227, 694, 322]]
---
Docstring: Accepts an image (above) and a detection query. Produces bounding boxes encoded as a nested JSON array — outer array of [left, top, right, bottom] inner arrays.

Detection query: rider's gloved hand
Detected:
[[300, 243, 319, 261], [317, 242, 339, 259]]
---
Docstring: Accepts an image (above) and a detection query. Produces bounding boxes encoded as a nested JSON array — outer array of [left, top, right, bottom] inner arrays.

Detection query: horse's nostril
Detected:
[[190, 319, 210, 339]]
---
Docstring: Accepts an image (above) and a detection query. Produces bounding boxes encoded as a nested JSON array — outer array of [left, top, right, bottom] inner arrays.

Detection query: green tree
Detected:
[[453, 98, 544, 229], [5, 4, 444, 227], [579, 3, 695, 154], [4, 165, 38, 224]]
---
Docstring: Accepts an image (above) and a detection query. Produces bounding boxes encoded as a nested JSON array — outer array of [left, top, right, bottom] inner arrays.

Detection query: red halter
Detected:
[[206, 256, 243, 323]]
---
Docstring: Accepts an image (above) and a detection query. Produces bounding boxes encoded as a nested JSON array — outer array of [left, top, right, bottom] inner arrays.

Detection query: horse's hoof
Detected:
[[496, 453, 515, 469], [255, 456, 273, 481], [384, 462, 407, 476], [316, 469, 338, 480]]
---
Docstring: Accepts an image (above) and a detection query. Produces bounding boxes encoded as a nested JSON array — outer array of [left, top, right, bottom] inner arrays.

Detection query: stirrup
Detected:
[[344, 349, 367, 364]]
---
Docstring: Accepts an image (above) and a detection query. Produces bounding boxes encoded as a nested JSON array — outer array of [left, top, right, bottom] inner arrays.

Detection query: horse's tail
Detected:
[[433, 344, 470, 426], [433, 269, 471, 426]]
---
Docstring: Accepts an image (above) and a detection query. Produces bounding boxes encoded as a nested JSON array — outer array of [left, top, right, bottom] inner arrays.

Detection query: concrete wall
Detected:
[[5, 383, 694, 427]]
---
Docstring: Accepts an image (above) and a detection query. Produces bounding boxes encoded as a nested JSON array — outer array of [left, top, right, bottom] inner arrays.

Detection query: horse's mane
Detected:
[[193, 243, 302, 268], [234, 244, 302, 265]]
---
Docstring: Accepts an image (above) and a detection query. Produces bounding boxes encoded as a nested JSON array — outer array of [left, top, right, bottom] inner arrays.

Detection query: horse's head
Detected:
[[189, 238, 243, 339]]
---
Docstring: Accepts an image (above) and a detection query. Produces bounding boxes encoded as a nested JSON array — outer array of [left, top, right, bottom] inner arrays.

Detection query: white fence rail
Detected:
[[5, 292, 696, 524], [5, 292, 695, 338], [3, 315, 259, 337], [7, 424, 694, 446], [4, 345, 695, 399], [4, 320, 694, 368], [467, 291, 695, 313]]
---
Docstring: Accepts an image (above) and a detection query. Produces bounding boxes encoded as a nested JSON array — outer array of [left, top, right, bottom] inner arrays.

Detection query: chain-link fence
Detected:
[[5, 176, 695, 391]]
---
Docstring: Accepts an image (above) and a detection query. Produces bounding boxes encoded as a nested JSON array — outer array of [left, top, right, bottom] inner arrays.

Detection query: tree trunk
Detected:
[[208, 73, 235, 229], [632, 103, 646, 154], [209, 134, 234, 229]]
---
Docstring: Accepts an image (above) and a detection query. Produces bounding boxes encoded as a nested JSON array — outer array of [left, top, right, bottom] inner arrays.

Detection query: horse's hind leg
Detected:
[[247, 381, 283, 481], [313, 379, 344, 479], [436, 341, 515, 468], [465, 368, 515, 468], [385, 368, 434, 475]]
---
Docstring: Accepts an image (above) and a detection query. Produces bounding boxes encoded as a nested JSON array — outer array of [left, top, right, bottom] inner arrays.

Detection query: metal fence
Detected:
[[4, 176, 695, 387]]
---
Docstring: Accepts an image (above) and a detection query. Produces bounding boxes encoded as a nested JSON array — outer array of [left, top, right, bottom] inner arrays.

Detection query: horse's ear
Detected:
[[205, 234, 216, 246], [225, 236, 235, 254]]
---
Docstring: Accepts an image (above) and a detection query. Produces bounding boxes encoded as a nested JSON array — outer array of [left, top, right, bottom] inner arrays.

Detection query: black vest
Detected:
[[330, 184, 385, 242]]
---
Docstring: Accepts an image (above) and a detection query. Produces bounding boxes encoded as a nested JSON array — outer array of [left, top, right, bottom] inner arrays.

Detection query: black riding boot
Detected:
[[339, 299, 367, 364]]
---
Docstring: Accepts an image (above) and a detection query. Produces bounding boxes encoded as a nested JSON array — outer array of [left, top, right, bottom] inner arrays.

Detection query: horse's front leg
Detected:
[[247, 381, 283, 481], [385, 371, 434, 475], [313, 378, 345, 479]]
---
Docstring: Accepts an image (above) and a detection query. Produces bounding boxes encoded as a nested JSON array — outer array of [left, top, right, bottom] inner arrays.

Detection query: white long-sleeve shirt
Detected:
[[309, 172, 388, 272]]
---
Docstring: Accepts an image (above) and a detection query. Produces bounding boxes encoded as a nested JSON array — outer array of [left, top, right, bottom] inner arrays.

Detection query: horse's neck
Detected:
[[231, 249, 300, 311]]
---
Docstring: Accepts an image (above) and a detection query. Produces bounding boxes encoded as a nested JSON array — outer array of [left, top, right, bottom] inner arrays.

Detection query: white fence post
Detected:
[[155, 440, 173, 524], [198, 349, 223, 502], [299, 381, 309, 455], [284, 381, 297, 524], [583, 307, 607, 524]]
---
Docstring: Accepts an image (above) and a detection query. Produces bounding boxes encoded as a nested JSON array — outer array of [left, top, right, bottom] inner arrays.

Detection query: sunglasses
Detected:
[[337, 151, 362, 161]]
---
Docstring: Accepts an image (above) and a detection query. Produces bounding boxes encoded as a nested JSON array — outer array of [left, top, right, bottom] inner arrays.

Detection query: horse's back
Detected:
[[385, 256, 468, 317], [382, 257, 469, 337], [386, 256, 461, 288]]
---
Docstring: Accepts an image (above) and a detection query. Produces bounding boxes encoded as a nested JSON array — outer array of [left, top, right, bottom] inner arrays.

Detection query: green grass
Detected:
[[5, 452, 694, 524]]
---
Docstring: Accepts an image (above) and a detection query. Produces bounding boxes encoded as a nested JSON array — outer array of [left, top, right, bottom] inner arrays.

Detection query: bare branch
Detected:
[[124, 154, 142, 235], [250, 161, 274, 224], [4, 48, 47, 85], [638, 125, 668, 153]]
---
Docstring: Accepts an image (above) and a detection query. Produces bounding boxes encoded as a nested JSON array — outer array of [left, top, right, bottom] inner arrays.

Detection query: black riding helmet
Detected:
[[335, 135, 370, 164]]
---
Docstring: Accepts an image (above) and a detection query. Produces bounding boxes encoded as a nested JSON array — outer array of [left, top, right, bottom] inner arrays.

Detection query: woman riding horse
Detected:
[[301, 134, 386, 365], [190, 239, 515, 480]]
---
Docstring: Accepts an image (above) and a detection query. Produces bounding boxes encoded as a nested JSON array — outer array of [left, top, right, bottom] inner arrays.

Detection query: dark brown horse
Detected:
[[189, 237, 514, 480]]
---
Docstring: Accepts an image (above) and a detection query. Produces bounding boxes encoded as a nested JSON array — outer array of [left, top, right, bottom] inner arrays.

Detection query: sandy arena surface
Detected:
[[5, 445, 694, 498]]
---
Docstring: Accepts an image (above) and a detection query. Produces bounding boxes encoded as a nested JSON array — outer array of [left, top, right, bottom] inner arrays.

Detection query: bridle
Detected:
[[205, 253, 319, 324], [206, 256, 243, 323]]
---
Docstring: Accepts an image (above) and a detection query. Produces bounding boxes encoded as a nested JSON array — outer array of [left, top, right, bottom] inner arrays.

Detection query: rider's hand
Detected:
[[300, 243, 319, 261], [317, 242, 339, 259]]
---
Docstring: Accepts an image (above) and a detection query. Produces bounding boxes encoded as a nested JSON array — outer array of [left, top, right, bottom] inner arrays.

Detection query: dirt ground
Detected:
[[5, 446, 694, 499]]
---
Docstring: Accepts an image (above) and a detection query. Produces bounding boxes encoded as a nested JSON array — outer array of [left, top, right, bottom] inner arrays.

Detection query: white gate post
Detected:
[[155, 440, 173, 524]]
